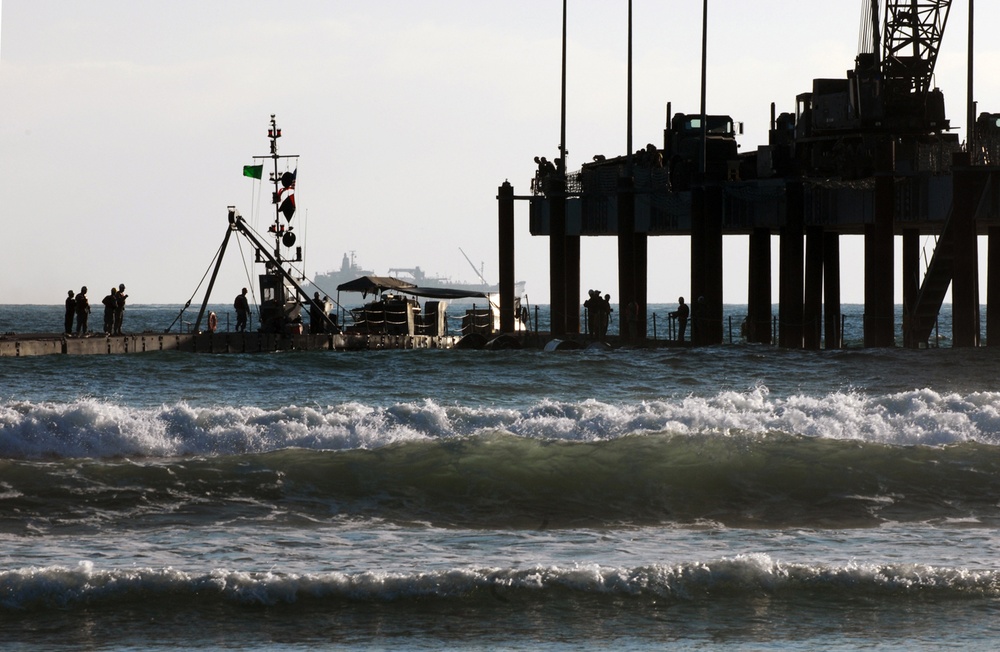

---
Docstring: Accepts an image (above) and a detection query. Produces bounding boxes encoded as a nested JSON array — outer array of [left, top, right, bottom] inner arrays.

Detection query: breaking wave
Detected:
[[4, 386, 1000, 460], [4, 556, 999, 613], [6, 388, 1000, 528]]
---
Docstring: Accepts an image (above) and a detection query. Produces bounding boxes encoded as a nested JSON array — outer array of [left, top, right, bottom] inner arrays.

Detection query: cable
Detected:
[[165, 239, 226, 332]]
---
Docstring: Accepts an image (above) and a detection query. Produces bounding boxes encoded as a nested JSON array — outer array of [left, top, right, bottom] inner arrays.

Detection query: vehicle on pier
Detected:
[[664, 110, 742, 190], [566, 107, 742, 195]]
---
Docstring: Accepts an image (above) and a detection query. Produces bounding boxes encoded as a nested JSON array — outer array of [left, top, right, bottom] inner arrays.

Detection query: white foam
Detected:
[[4, 556, 999, 609], [4, 387, 1000, 459]]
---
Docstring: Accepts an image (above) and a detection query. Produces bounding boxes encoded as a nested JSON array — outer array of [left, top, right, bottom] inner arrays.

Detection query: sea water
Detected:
[[3, 303, 1000, 650]]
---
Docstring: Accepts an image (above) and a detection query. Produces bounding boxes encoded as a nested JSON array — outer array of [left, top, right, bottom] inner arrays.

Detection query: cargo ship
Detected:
[[308, 252, 526, 300]]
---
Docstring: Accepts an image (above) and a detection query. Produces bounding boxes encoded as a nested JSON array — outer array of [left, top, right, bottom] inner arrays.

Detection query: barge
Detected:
[[0, 331, 461, 357]]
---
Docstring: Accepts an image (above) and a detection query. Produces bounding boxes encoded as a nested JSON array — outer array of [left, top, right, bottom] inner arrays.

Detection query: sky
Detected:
[[2, 0, 999, 306]]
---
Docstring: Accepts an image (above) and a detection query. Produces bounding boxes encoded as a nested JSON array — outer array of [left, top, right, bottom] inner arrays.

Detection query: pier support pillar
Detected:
[[823, 231, 842, 349], [566, 234, 580, 334], [498, 181, 516, 333], [779, 182, 804, 348], [803, 226, 824, 349], [747, 227, 772, 344], [635, 232, 648, 342], [988, 225, 1000, 346], [548, 179, 567, 337], [617, 176, 647, 342], [864, 141, 895, 347], [902, 228, 920, 348], [951, 154, 980, 347], [691, 184, 724, 345]]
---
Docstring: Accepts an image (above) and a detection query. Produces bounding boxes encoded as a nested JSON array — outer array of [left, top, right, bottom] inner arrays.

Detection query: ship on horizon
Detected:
[[308, 251, 526, 299]]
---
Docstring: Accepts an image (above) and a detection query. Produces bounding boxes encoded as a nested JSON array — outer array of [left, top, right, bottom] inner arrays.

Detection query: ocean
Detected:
[[3, 302, 1000, 650]]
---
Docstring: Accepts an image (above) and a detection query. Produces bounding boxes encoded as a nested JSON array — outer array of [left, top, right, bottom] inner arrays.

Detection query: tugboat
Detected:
[[164, 115, 518, 351], [189, 115, 335, 336]]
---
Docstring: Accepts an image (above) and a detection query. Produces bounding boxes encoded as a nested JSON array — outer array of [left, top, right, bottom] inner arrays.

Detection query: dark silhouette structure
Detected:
[[498, 0, 1000, 349]]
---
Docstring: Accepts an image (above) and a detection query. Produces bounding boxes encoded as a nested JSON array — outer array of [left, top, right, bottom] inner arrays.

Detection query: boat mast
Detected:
[[256, 114, 300, 268], [190, 116, 338, 335], [252, 115, 306, 334], [269, 116, 282, 262]]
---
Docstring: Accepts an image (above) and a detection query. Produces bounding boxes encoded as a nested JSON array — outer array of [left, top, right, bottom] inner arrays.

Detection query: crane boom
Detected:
[[881, 0, 952, 97]]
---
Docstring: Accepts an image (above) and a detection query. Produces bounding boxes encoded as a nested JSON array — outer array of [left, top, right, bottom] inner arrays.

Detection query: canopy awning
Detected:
[[336, 275, 416, 298], [404, 287, 489, 300], [336, 275, 493, 302]]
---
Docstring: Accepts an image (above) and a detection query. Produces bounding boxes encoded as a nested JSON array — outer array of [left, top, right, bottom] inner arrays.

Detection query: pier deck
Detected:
[[0, 332, 462, 357]]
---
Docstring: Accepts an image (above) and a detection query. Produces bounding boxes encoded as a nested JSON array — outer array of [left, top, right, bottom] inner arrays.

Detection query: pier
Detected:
[[496, 0, 1000, 350], [0, 331, 460, 357], [498, 149, 1000, 349]]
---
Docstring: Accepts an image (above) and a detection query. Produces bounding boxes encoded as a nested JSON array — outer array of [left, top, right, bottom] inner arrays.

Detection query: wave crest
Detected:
[[5, 556, 999, 612], [6, 388, 1000, 460]]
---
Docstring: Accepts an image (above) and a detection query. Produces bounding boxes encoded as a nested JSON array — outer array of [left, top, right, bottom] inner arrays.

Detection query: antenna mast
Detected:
[[255, 114, 300, 266]]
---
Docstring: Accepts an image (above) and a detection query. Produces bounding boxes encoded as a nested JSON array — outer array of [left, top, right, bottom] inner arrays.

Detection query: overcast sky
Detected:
[[2, 1, 998, 306]]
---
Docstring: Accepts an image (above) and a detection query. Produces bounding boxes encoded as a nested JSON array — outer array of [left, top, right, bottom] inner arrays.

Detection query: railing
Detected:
[[460, 308, 494, 336], [348, 305, 413, 335], [532, 163, 672, 197], [972, 135, 1000, 167], [575, 306, 939, 349]]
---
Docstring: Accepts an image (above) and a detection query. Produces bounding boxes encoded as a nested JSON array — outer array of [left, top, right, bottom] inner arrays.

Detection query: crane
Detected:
[[881, 1, 951, 100], [786, 0, 957, 178], [873, 0, 952, 130]]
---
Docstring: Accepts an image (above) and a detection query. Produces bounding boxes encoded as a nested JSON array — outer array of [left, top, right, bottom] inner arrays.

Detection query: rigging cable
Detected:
[[234, 230, 259, 311], [165, 236, 228, 333], [237, 218, 342, 310]]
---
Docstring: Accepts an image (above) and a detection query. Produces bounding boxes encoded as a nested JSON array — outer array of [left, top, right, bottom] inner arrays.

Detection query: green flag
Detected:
[[243, 164, 263, 179]]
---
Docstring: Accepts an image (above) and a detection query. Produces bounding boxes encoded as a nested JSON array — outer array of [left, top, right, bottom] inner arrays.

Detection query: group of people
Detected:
[[533, 155, 558, 178], [533, 155, 565, 193], [584, 289, 613, 341], [634, 143, 664, 168], [580, 293, 691, 343], [64, 283, 127, 336], [581, 292, 689, 343]]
